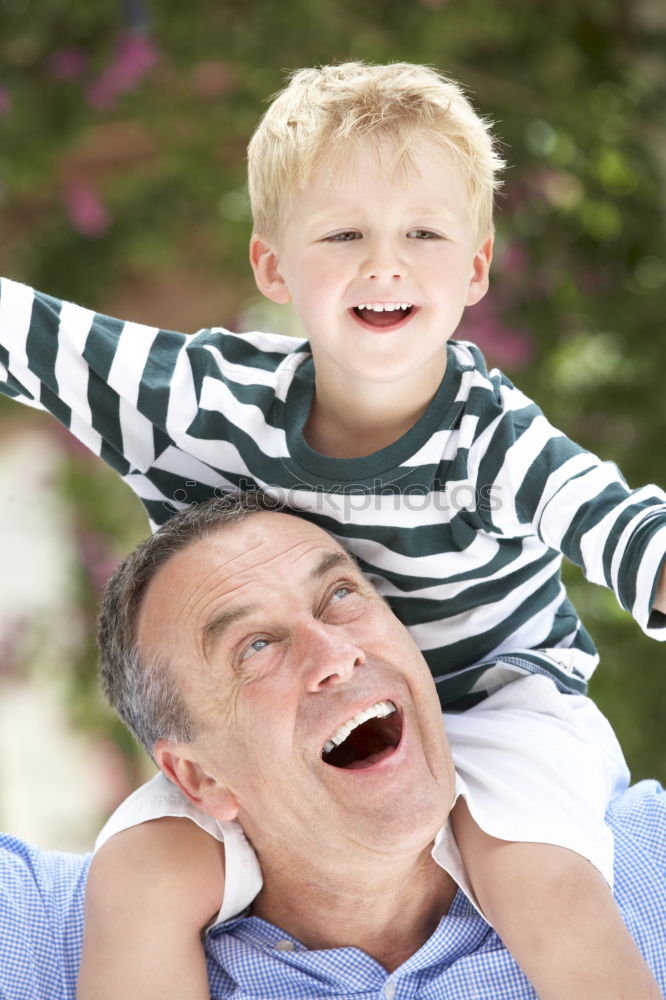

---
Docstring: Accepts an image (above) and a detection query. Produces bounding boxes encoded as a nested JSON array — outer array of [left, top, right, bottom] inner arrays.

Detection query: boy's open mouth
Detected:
[[321, 700, 403, 770], [352, 303, 415, 329]]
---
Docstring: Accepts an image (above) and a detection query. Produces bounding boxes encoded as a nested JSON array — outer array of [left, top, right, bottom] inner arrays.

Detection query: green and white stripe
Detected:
[[2, 277, 665, 707]]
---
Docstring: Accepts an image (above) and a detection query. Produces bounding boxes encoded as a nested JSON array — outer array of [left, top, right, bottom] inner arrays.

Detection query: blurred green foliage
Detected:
[[0, 0, 664, 782]]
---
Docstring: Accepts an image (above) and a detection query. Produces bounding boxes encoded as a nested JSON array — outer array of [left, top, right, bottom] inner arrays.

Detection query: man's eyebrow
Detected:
[[202, 605, 255, 661], [201, 551, 358, 659], [310, 550, 359, 581]]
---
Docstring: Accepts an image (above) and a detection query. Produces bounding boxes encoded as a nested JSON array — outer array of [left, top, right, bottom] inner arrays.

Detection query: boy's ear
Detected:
[[249, 234, 292, 304], [465, 235, 494, 307], [154, 739, 240, 822]]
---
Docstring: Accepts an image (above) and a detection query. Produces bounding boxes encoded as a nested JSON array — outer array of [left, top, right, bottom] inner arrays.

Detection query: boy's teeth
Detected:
[[357, 303, 411, 311], [322, 700, 396, 754]]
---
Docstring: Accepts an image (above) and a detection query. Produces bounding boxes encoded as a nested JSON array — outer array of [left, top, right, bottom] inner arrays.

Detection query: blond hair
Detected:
[[247, 61, 505, 245]]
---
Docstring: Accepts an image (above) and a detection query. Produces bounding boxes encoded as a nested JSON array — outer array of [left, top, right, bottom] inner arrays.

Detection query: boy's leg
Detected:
[[78, 771, 263, 999], [451, 799, 662, 999], [442, 674, 661, 999], [77, 817, 224, 1000]]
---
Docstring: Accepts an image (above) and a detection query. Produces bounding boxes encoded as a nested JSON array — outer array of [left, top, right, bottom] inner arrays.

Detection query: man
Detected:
[[1, 496, 665, 999]]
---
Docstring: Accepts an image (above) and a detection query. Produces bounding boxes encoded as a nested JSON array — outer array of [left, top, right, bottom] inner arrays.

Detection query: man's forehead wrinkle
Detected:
[[175, 533, 265, 621], [198, 547, 355, 661], [176, 531, 319, 656], [154, 517, 354, 653]]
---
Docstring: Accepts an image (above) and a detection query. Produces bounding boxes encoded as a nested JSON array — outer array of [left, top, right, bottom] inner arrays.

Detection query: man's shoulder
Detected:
[[609, 779, 666, 853], [0, 834, 89, 1000], [0, 832, 91, 906]]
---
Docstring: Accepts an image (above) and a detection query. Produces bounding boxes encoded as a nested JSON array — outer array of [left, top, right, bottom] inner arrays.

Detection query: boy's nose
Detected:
[[362, 239, 405, 281]]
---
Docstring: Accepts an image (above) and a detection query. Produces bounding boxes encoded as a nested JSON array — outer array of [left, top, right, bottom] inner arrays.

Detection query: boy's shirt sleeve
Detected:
[[0, 276, 193, 478], [471, 371, 666, 640]]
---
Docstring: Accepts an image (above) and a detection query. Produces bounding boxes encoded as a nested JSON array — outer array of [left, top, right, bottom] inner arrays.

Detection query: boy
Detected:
[[1, 62, 664, 998]]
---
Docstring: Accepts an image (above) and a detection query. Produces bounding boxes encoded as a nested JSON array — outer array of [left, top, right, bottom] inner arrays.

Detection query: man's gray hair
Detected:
[[97, 492, 283, 756]]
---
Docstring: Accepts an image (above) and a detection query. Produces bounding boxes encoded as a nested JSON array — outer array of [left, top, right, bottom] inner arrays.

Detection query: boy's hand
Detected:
[[653, 562, 666, 614], [77, 817, 225, 1000]]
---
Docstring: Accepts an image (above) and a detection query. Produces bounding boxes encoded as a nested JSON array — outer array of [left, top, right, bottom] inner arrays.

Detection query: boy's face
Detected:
[[250, 137, 492, 391]]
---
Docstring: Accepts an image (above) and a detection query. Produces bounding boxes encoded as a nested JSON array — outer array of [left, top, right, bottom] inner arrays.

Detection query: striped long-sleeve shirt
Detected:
[[1, 277, 665, 706]]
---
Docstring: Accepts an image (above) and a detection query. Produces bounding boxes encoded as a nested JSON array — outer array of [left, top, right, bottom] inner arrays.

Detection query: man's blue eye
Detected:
[[239, 638, 269, 662], [238, 636, 272, 665], [332, 586, 352, 600]]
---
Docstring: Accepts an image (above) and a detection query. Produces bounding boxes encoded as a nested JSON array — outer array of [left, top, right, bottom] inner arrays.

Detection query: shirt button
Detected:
[[383, 982, 396, 1000], [275, 939, 295, 951]]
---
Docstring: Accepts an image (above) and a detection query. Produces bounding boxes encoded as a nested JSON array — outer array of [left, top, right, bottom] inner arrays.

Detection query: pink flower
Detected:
[[193, 60, 235, 98], [63, 182, 111, 238], [91, 739, 138, 810], [531, 168, 583, 211], [76, 528, 120, 597], [459, 297, 534, 370], [87, 33, 158, 111], [499, 241, 528, 277], [48, 48, 87, 80], [0, 87, 11, 116], [49, 420, 98, 461], [0, 618, 28, 680]]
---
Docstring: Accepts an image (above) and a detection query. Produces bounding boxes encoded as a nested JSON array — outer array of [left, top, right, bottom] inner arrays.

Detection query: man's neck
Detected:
[[251, 846, 457, 973], [304, 354, 447, 459]]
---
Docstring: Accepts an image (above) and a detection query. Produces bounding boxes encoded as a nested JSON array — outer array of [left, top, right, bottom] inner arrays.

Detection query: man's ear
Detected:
[[249, 234, 292, 304], [465, 235, 494, 307], [154, 739, 240, 822]]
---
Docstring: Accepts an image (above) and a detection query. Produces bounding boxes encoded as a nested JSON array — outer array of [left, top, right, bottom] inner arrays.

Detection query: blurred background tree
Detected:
[[0, 0, 664, 830]]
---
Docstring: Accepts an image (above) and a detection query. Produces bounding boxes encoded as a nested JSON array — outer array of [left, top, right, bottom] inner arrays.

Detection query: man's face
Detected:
[[251, 136, 492, 392], [138, 512, 456, 860]]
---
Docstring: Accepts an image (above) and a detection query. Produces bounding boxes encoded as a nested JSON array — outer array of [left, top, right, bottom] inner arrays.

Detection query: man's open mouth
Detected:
[[351, 304, 415, 329], [321, 700, 402, 769]]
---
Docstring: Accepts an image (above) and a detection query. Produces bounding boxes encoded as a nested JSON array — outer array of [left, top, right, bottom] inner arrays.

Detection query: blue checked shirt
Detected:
[[1, 781, 664, 1000]]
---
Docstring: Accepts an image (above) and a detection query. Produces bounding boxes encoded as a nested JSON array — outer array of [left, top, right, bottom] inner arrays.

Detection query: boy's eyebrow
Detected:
[[201, 550, 358, 658], [305, 204, 459, 228], [305, 208, 356, 227], [410, 205, 456, 218]]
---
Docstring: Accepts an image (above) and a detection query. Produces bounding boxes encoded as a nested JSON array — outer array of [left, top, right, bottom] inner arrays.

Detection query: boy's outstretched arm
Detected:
[[451, 799, 661, 1000], [0, 278, 192, 512], [77, 817, 225, 1000]]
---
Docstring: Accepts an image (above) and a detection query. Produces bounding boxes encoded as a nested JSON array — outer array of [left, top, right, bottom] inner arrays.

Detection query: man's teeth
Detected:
[[322, 700, 396, 754], [356, 303, 411, 312]]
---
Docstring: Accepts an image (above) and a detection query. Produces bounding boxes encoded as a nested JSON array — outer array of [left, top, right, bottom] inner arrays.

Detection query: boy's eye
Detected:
[[407, 229, 441, 240], [325, 231, 362, 242]]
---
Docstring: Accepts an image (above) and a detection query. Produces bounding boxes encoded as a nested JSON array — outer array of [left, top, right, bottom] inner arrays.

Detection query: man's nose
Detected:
[[362, 237, 405, 281], [296, 620, 365, 692]]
